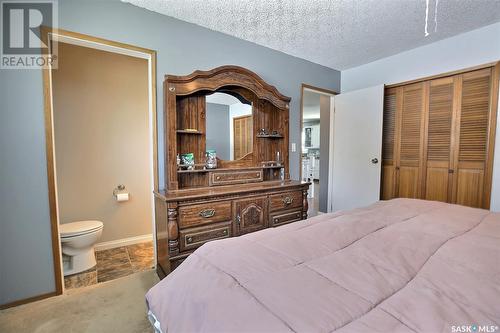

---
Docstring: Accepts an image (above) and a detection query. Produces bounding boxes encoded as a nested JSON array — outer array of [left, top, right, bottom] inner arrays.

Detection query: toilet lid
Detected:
[[60, 220, 103, 238]]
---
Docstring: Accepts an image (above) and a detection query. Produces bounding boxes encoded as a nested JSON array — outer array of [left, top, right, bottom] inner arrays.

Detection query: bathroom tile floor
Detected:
[[64, 241, 154, 290]]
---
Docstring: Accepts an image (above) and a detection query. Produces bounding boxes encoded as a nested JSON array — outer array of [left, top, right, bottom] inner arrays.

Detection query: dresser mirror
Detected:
[[205, 92, 253, 161]]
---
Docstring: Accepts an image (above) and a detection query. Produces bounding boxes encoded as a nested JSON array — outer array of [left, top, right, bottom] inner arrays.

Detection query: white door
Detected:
[[329, 85, 384, 212]]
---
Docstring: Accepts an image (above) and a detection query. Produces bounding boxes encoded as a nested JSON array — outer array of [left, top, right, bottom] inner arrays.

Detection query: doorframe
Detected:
[[40, 27, 157, 300], [299, 84, 338, 181]]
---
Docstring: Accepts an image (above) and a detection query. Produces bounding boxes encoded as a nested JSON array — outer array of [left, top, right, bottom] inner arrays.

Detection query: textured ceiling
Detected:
[[123, 0, 500, 70]]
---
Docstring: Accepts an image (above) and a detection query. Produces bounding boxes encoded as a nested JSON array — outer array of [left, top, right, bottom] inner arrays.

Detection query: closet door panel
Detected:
[[425, 161, 450, 202], [424, 77, 454, 202], [454, 68, 492, 208], [398, 83, 424, 199], [381, 88, 399, 199], [398, 165, 420, 198], [456, 167, 484, 208], [381, 165, 395, 199]]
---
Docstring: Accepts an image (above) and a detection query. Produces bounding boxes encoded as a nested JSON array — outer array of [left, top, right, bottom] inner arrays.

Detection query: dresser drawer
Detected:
[[209, 170, 263, 186], [179, 222, 232, 252], [269, 191, 303, 212], [179, 201, 232, 228], [270, 209, 303, 227]]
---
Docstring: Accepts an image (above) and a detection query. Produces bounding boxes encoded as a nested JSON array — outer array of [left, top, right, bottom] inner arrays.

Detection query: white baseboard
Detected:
[[95, 234, 153, 251]]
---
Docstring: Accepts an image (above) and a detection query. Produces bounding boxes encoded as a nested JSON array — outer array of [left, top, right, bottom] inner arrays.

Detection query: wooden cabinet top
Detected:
[[155, 180, 309, 202]]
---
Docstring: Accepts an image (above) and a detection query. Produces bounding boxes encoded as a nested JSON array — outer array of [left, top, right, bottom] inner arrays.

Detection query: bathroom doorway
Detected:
[[42, 28, 157, 294], [299, 84, 337, 216]]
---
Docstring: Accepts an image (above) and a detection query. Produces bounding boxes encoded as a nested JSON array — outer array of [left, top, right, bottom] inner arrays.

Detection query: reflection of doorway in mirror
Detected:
[[304, 127, 312, 147], [233, 115, 253, 160], [229, 102, 252, 160], [206, 92, 253, 161]]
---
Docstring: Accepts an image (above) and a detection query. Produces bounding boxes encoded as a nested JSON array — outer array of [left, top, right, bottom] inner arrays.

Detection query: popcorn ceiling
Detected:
[[123, 0, 500, 70]]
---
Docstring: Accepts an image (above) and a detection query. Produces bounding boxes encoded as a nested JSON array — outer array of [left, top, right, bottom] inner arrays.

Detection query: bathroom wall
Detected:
[[0, 0, 339, 305], [206, 103, 231, 161], [52, 42, 152, 243]]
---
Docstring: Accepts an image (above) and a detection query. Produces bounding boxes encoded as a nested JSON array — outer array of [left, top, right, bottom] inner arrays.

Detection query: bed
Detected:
[[146, 198, 500, 332]]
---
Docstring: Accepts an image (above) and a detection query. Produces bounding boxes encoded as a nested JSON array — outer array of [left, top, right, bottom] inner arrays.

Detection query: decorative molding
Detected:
[[167, 206, 180, 255], [94, 234, 153, 251], [166, 65, 291, 109]]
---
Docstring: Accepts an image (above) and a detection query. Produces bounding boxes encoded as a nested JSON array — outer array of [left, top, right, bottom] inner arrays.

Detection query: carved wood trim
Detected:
[[166, 66, 291, 110], [167, 204, 179, 256], [302, 189, 309, 219]]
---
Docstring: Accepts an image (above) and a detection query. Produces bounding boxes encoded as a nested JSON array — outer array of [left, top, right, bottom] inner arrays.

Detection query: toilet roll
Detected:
[[116, 193, 129, 202]]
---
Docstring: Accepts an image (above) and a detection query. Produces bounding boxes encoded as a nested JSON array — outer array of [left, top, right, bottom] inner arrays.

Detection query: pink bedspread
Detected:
[[146, 199, 500, 332]]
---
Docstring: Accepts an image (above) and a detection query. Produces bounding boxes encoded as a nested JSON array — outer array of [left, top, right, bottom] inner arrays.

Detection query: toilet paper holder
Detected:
[[113, 184, 126, 198]]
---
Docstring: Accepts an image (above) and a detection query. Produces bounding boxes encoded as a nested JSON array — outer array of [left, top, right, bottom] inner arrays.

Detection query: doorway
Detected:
[[42, 28, 157, 294], [300, 84, 337, 216]]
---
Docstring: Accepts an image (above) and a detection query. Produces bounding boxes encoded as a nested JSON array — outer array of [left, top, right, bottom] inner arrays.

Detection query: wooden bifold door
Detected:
[[233, 115, 253, 160], [381, 65, 499, 209]]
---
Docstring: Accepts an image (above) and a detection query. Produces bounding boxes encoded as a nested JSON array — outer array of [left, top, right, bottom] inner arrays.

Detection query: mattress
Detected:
[[146, 198, 500, 332]]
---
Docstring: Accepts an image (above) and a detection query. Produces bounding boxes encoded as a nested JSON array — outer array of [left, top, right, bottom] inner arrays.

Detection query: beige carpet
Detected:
[[0, 270, 159, 333]]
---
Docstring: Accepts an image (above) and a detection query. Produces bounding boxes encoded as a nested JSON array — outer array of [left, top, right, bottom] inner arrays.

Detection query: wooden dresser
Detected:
[[154, 180, 309, 276], [154, 66, 310, 278]]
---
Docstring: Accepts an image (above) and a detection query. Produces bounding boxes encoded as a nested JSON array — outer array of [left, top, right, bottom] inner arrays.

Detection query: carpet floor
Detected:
[[0, 270, 159, 333]]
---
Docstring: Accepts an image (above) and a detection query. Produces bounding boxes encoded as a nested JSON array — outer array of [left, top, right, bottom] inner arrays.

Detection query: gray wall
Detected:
[[206, 103, 231, 160], [0, 0, 340, 305]]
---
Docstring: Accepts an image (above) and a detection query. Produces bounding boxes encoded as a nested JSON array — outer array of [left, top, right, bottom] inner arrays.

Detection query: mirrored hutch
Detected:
[[154, 66, 310, 277]]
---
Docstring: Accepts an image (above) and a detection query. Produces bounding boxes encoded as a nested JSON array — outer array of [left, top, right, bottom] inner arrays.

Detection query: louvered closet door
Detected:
[[424, 77, 455, 202], [380, 87, 398, 200], [452, 68, 493, 208], [398, 83, 425, 198]]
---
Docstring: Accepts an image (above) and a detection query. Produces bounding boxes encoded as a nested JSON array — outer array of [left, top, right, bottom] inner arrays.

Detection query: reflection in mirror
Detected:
[[205, 92, 252, 161]]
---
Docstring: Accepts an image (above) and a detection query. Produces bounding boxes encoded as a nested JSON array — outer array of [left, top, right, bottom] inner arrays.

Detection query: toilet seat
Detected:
[[60, 220, 103, 238]]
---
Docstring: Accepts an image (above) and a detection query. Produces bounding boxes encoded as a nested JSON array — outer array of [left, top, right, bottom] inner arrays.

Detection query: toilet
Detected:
[[60, 220, 103, 276]]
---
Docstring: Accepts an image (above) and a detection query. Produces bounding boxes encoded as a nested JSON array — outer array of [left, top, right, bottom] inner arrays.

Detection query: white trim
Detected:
[[51, 34, 150, 59], [46, 31, 157, 293], [303, 87, 336, 97], [95, 234, 153, 251], [327, 96, 336, 213]]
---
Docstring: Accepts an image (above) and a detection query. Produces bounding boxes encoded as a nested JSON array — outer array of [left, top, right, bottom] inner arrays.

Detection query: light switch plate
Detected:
[[291, 143, 296, 152]]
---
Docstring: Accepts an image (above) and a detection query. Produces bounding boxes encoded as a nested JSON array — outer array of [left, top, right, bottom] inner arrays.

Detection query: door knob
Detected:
[[371, 158, 379, 164]]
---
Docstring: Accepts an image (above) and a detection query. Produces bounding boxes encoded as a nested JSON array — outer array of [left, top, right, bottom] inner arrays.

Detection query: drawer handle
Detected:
[[256, 173, 260, 177], [282, 196, 293, 205], [222, 229, 228, 235], [186, 236, 193, 244], [199, 209, 216, 218]]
